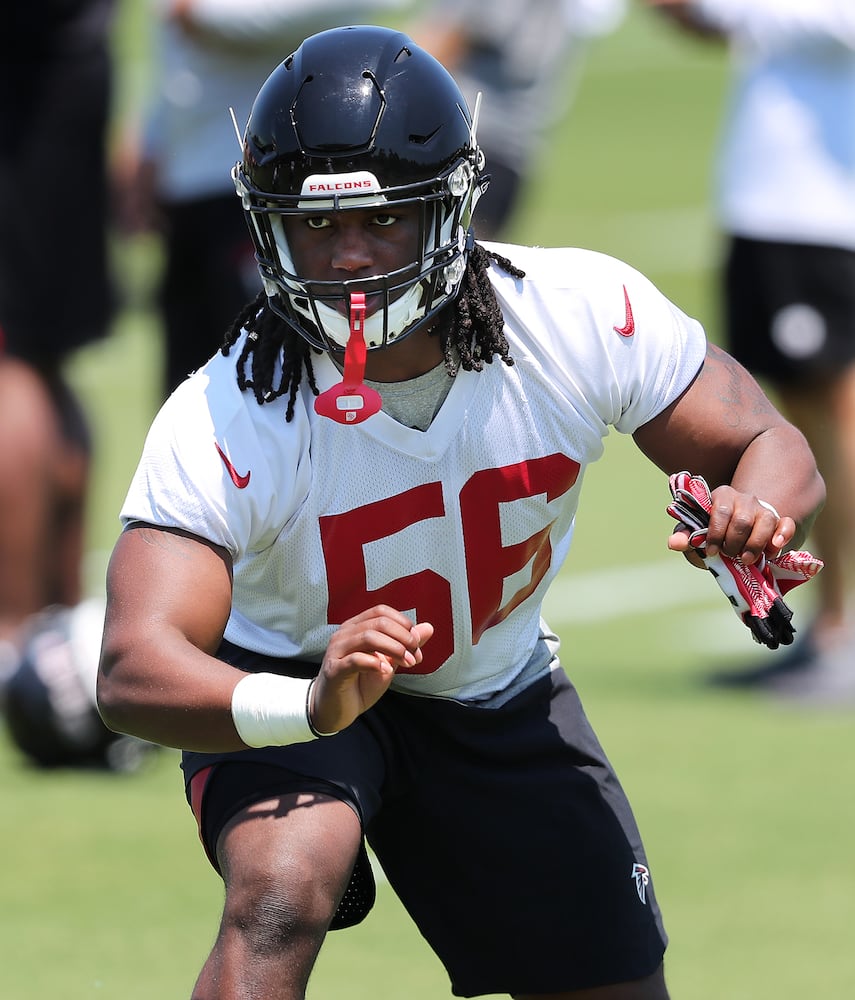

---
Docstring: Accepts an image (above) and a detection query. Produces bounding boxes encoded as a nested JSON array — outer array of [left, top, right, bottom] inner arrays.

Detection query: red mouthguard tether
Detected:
[[314, 293, 382, 425]]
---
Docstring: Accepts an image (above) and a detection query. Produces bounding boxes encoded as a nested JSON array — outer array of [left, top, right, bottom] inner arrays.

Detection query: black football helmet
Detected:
[[2, 602, 156, 772], [232, 24, 487, 352]]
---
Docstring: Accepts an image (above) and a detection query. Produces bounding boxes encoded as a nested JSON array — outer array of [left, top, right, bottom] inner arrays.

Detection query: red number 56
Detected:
[[319, 454, 579, 674]]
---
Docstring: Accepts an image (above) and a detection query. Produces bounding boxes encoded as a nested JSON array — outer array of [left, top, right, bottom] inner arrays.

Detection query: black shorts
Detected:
[[184, 646, 667, 997], [724, 236, 855, 385]]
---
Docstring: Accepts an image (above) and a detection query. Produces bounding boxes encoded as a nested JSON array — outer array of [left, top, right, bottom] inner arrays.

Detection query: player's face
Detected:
[[282, 206, 422, 317]]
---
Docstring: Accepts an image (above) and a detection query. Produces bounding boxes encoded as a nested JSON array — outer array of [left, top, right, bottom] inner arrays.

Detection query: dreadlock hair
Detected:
[[220, 242, 525, 422]]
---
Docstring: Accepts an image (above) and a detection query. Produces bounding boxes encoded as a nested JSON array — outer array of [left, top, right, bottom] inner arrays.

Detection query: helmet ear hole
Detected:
[[234, 24, 483, 352]]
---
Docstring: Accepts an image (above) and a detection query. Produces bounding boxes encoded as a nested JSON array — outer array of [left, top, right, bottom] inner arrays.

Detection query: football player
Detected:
[[97, 25, 824, 999]]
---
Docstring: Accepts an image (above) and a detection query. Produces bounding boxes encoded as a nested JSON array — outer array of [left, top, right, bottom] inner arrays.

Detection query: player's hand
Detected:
[[666, 472, 823, 649], [667, 477, 792, 566], [310, 606, 433, 734]]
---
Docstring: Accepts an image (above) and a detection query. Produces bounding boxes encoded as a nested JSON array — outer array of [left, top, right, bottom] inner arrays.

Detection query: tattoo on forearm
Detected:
[[702, 344, 776, 426]]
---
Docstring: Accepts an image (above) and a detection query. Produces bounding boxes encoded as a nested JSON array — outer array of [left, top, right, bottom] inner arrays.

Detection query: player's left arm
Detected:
[[633, 343, 825, 564]]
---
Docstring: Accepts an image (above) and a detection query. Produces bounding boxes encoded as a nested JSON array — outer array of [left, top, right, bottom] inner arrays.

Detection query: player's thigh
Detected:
[[215, 788, 363, 941], [0, 359, 60, 465]]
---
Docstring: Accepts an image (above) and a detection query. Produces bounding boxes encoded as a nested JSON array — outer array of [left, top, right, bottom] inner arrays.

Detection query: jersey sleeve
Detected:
[[492, 245, 708, 437], [119, 356, 309, 560], [605, 259, 708, 435]]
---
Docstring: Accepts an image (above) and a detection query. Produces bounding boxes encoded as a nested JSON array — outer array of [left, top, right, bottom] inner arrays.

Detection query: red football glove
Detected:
[[666, 472, 824, 649]]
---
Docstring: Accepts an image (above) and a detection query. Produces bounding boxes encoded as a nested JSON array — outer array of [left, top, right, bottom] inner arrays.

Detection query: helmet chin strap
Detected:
[[313, 293, 383, 425]]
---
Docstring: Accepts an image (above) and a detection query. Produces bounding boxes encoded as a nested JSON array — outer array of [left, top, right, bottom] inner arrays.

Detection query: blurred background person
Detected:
[[0, 0, 151, 769], [0, 0, 115, 654], [647, 0, 855, 701], [115, 0, 413, 398], [412, 0, 626, 240], [1, 1, 416, 768]]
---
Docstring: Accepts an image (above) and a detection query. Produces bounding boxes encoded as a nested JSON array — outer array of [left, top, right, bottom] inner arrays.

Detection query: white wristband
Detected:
[[231, 672, 316, 748]]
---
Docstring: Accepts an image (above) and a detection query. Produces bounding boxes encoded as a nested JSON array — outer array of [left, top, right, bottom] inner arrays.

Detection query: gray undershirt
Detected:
[[368, 362, 454, 431]]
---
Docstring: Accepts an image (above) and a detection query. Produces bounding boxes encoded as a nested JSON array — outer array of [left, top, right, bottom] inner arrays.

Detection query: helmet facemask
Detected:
[[233, 153, 483, 354]]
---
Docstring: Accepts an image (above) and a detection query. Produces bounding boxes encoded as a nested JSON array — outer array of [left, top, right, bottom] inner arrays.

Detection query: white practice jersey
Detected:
[[121, 245, 706, 702]]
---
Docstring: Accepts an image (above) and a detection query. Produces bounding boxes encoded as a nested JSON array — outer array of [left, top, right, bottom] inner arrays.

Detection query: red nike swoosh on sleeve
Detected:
[[215, 442, 251, 488], [614, 285, 635, 337]]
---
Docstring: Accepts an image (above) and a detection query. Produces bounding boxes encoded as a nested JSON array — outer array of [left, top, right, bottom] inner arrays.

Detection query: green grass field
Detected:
[[3, 5, 854, 998]]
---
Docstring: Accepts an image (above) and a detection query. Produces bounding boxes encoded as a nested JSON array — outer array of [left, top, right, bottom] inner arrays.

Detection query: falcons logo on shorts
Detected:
[[631, 863, 650, 904]]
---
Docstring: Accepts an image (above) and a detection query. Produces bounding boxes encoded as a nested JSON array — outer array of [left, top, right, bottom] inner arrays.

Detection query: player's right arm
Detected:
[[97, 524, 244, 751], [97, 524, 431, 751]]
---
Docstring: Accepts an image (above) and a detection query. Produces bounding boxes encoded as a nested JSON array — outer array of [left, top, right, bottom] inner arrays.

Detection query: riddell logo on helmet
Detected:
[[299, 172, 384, 208]]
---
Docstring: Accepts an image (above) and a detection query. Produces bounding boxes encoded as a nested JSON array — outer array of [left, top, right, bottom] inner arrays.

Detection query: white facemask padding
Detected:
[[301, 282, 427, 349], [267, 214, 430, 349]]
